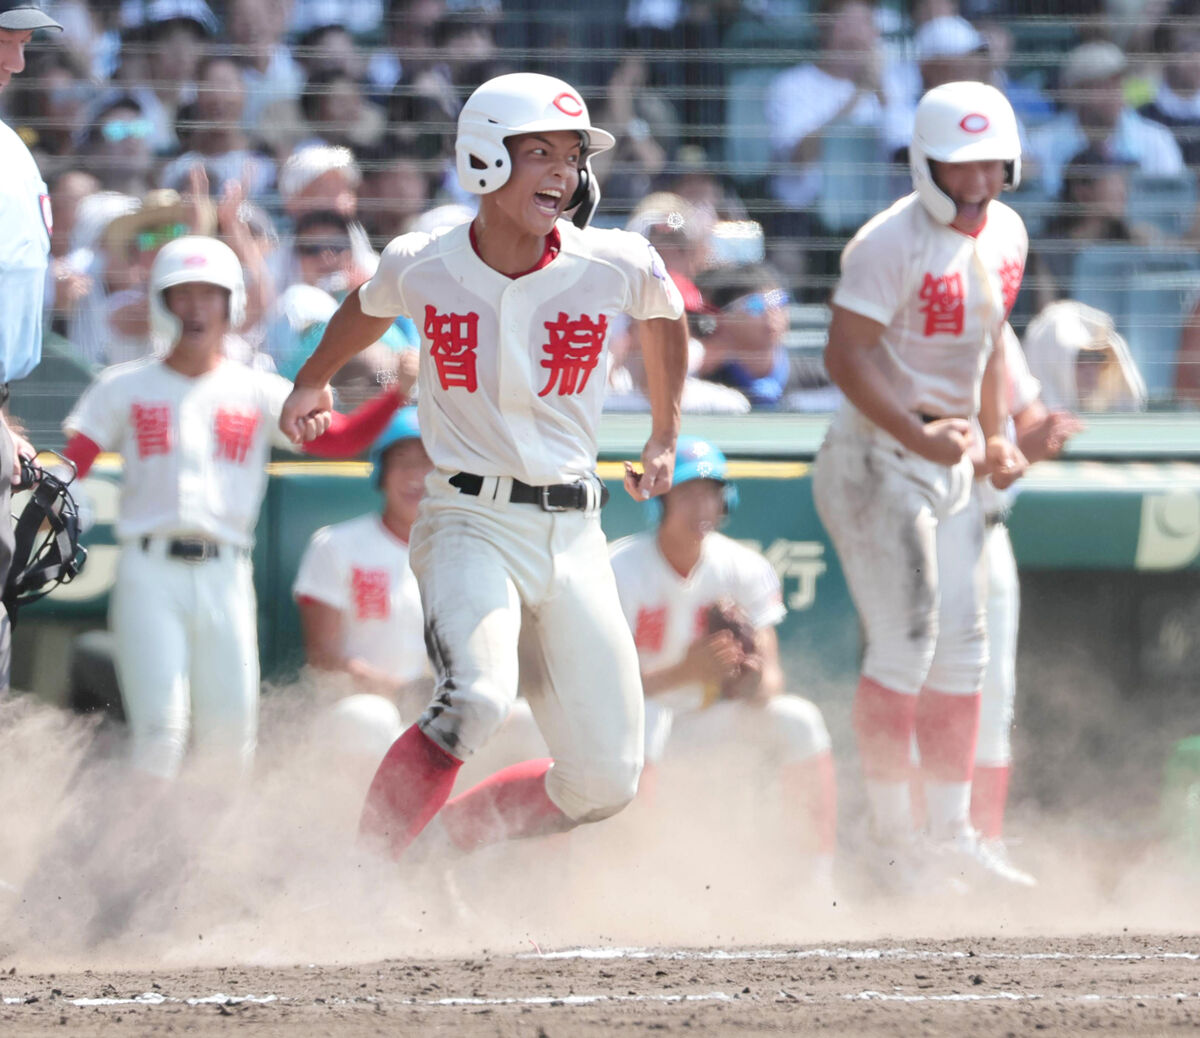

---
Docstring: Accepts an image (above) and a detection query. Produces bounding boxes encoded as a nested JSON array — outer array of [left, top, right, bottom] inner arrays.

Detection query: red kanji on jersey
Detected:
[[424, 305, 479, 392], [998, 257, 1024, 316], [352, 568, 390, 620], [539, 311, 607, 396], [131, 403, 171, 458], [634, 605, 667, 653], [693, 605, 711, 641], [918, 272, 965, 336], [213, 408, 260, 464]]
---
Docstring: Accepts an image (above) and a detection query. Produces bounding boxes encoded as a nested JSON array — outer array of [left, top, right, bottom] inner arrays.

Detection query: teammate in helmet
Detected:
[[812, 81, 1032, 892], [278, 72, 688, 862], [60, 236, 415, 786], [609, 436, 838, 891]]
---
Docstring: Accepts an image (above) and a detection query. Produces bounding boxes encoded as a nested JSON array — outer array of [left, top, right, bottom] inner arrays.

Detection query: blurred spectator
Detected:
[[589, 51, 679, 214], [625, 191, 713, 312], [228, 0, 305, 151], [1027, 146, 1164, 310], [693, 263, 833, 409], [1141, 0, 1200, 166], [266, 211, 415, 402], [74, 92, 158, 196], [764, 0, 890, 292], [664, 144, 750, 224], [883, 14, 991, 154], [45, 169, 100, 333], [3, 43, 92, 168], [366, 0, 445, 99], [1173, 288, 1200, 404], [358, 134, 438, 245], [277, 144, 377, 281], [67, 188, 217, 366], [47, 0, 118, 80], [161, 54, 277, 202], [298, 68, 387, 152], [290, 0, 383, 39], [295, 22, 366, 81], [1027, 41, 1184, 198], [1023, 300, 1147, 411], [117, 0, 220, 155]]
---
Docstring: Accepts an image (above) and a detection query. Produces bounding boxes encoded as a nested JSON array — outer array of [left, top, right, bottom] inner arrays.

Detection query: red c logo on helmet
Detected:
[[959, 112, 990, 133], [183, 255, 207, 267], [552, 92, 584, 117]]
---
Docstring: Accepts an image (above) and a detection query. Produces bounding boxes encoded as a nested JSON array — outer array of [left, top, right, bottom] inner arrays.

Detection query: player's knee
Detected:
[[421, 681, 516, 759], [863, 638, 937, 696], [924, 635, 987, 694], [769, 695, 832, 761], [546, 755, 642, 823]]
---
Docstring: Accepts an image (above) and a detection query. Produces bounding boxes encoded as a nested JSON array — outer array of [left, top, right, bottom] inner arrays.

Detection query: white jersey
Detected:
[[976, 324, 1042, 517], [0, 119, 51, 382], [358, 219, 684, 485], [292, 513, 429, 684], [609, 530, 786, 713], [833, 193, 1028, 418], [64, 357, 295, 546]]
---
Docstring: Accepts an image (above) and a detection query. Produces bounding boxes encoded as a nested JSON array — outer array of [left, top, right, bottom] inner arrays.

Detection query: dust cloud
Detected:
[[0, 661, 1196, 975]]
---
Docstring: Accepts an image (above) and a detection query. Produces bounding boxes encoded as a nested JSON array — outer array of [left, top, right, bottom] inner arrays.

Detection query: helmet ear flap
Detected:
[[455, 132, 512, 195], [569, 163, 601, 229]]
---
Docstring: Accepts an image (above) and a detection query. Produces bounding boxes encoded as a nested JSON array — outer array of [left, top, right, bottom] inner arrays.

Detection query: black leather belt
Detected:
[[449, 472, 609, 511], [140, 536, 224, 562], [984, 510, 1009, 528], [917, 411, 969, 424]]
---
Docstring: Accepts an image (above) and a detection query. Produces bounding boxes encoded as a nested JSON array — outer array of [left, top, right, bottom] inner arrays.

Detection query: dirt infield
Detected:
[[2, 934, 1199, 1036]]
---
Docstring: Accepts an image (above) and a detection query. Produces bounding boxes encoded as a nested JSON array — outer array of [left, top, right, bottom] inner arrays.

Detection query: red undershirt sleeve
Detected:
[[301, 387, 405, 459], [61, 433, 102, 480]]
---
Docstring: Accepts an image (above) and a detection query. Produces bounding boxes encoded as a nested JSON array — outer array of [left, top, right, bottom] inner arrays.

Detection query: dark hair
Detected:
[[294, 209, 352, 237], [301, 68, 358, 122]]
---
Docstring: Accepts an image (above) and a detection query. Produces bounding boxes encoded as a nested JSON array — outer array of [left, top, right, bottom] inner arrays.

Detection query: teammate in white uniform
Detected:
[[941, 327, 1081, 860], [609, 436, 837, 883], [812, 81, 1031, 889], [62, 237, 410, 781], [279, 73, 689, 860], [293, 405, 432, 761], [0, 0, 62, 693]]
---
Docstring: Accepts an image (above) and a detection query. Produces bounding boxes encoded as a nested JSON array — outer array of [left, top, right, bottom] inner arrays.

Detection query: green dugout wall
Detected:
[[14, 412, 1200, 711]]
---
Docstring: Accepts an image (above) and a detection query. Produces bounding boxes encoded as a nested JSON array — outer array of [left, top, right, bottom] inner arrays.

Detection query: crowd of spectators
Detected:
[[8, 0, 1200, 415]]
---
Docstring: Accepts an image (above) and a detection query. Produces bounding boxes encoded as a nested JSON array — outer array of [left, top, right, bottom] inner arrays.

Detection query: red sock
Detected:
[[970, 763, 1011, 840], [439, 758, 575, 852], [914, 688, 981, 782], [359, 724, 462, 860], [781, 751, 838, 855], [852, 677, 918, 781]]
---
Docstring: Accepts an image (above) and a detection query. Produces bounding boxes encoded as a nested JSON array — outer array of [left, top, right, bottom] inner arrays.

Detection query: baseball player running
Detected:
[[609, 436, 837, 887], [293, 406, 433, 764], [279, 73, 688, 860], [61, 236, 412, 782], [813, 81, 1031, 890], [0, 0, 62, 695]]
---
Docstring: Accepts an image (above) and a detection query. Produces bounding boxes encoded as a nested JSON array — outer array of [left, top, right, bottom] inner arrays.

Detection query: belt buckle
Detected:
[[538, 484, 569, 512], [173, 537, 214, 562]]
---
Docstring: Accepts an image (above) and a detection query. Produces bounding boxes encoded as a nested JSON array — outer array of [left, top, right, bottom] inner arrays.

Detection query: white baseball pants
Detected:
[[977, 518, 1019, 766], [409, 471, 645, 824], [110, 541, 259, 780], [813, 407, 987, 696]]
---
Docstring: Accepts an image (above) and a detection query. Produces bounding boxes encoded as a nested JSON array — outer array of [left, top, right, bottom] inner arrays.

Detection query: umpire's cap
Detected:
[[0, 0, 62, 31], [369, 405, 421, 487]]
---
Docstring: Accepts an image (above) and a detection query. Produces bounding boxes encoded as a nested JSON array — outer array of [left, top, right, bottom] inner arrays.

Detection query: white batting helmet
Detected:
[[455, 72, 615, 227], [909, 81, 1021, 225], [149, 236, 247, 348]]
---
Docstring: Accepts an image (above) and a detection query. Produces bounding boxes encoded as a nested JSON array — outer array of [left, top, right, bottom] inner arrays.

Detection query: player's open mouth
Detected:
[[958, 200, 986, 222], [533, 189, 563, 215]]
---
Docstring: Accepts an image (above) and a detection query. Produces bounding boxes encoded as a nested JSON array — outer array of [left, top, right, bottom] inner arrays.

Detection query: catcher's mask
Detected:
[[647, 435, 739, 524], [4, 454, 88, 626]]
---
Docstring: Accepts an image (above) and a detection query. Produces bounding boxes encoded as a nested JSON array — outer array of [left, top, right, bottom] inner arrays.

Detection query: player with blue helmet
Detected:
[[611, 435, 838, 893]]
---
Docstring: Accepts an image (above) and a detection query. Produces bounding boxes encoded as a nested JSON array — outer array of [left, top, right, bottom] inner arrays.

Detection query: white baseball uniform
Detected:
[[608, 529, 831, 767], [356, 219, 683, 823], [293, 513, 430, 755], [813, 193, 1029, 697], [64, 356, 297, 780]]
